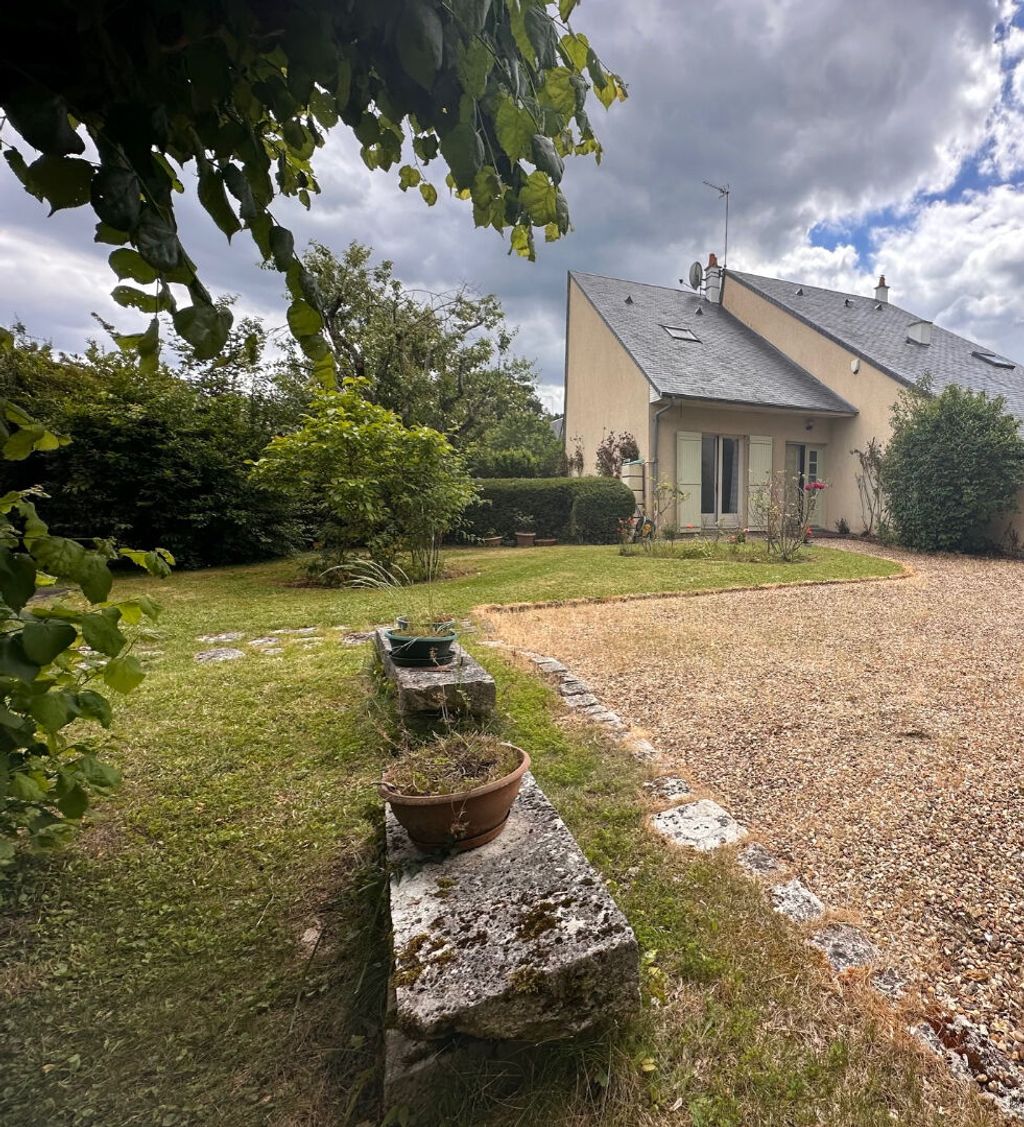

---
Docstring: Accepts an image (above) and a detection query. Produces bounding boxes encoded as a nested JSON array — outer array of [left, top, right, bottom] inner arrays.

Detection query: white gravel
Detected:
[[489, 542, 1024, 1063]]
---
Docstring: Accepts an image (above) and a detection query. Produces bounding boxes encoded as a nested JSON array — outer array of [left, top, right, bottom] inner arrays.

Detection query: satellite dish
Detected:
[[688, 261, 704, 290]]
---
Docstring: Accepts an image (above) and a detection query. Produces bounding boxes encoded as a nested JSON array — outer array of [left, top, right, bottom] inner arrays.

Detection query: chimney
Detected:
[[705, 252, 722, 304], [875, 274, 889, 303], [907, 319, 932, 346]]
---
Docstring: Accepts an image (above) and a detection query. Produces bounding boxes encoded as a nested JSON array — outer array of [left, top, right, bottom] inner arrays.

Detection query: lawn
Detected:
[[1, 543, 986, 1127]]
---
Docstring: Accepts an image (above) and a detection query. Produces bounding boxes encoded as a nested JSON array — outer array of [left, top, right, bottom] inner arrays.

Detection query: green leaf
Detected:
[[525, 6, 559, 70], [0, 548, 36, 612], [103, 654, 145, 694], [75, 552, 114, 604], [397, 0, 444, 90], [31, 691, 78, 733], [561, 32, 590, 71], [76, 690, 114, 729], [559, 0, 579, 19], [398, 165, 422, 191], [21, 620, 77, 665], [111, 285, 163, 313], [495, 96, 536, 162], [419, 181, 438, 206], [79, 754, 120, 788], [531, 135, 564, 184], [135, 210, 181, 273], [439, 122, 483, 189], [223, 162, 257, 223], [173, 303, 233, 361], [287, 299, 323, 336], [90, 167, 142, 231], [56, 782, 89, 819], [0, 635, 39, 684], [540, 67, 577, 117], [81, 612, 127, 658], [4, 91, 84, 156], [94, 222, 129, 246], [510, 223, 534, 260], [198, 161, 241, 240], [518, 170, 558, 224], [25, 155, 94, 214], [4, 149, 35, 196], [309, 87, 339, 129], [3, 424, 46, 461], [9, 771, 46, 802], [456, 39, 493, 98], [269, 225, 295, 271], [108, 248, 159, 284]]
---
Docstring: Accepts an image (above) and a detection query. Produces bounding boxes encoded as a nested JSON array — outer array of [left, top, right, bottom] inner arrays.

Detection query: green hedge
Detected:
[[463, 477, 635, 544]]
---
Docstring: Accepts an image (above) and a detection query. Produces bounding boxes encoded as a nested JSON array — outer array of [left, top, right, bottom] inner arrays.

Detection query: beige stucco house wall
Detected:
[[563, 276, 652, 477]]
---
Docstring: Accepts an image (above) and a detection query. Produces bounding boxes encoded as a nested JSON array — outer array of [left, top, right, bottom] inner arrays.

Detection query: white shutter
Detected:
[[675, 431, 702, 529], [747, 435, 773, 530]]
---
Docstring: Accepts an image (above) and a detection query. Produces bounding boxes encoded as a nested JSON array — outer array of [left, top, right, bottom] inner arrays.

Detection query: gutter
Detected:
[[651, 397, 682, 502]]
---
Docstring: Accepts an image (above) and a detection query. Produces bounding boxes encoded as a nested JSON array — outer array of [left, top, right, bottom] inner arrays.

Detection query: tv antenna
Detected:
[[702, 180, 730, 267]]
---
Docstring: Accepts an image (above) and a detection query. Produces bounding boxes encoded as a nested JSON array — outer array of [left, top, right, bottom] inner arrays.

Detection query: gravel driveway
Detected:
[[490, 543, 1024, 1063]]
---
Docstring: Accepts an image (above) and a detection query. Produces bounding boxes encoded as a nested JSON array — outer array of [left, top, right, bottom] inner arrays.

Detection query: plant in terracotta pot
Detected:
[[381, 732, 530, 852], [513, 510, 536, 548], [480, 528, 503, 547]]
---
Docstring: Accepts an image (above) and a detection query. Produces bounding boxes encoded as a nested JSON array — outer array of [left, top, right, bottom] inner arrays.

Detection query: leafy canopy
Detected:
[[880, 380, 1024, 552], [0, 1, 625, 373]]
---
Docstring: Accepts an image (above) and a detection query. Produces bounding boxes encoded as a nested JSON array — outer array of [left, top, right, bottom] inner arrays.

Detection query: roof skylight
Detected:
[[663, 326, 699, 342], [972, 350, 1015, 369]]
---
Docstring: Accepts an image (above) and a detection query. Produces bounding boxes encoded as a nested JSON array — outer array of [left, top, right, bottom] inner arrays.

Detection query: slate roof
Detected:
[[729, 271, 1024, 421], [569, 271, 857, 415]]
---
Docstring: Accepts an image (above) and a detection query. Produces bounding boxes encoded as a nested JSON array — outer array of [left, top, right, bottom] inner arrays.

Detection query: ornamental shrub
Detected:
[[880, 383, 1024, 552], [465, 477, 634, 543]]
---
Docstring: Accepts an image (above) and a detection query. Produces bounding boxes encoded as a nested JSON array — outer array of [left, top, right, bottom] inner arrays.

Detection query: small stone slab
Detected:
[[249, 636, 279, 648], [197, 631, 244, 643], [643, 776, 691, 803], [558, 678, 592, 696], [651, 799, 747, 852], [271, 626, 318, 635], [386, 774, 639, 1042], [737, 842, 782, 877], [628, 738, 658, 762], [770, 879, 825, 922], [533, 657, 567, 674], [373, 628, 495, 717], [194, 647, 245, 663], [809, 923, 876, 971], [561, 692, 600, 710]]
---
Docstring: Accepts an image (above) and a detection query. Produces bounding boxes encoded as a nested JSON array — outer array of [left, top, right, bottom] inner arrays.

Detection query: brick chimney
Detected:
[[705, 252, 722, 304], [875, 274, 889, 303]]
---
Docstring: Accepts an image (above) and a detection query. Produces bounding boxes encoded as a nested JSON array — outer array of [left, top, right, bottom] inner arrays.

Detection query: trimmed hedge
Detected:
[[464, 476, 635, 544]]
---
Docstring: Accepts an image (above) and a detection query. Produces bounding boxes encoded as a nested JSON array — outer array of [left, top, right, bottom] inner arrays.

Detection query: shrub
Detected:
[[253, 382, 478, 573], [595, 431, 640, 477], [880, 383, 1024, 552], [464, 477, 634, 543]]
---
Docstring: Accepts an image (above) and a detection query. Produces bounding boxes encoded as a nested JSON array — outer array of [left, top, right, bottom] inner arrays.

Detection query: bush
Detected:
[[464, 477, 634, 543], [880, 383, 1024, 552]]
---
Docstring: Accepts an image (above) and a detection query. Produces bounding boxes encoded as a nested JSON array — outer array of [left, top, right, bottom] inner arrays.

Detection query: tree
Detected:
[[880, 381, 1024, 552], [251, 381, 477, 575], [0, 1, 626, 373], [283, 241, 560, 465], [1, 326, 302, 567]]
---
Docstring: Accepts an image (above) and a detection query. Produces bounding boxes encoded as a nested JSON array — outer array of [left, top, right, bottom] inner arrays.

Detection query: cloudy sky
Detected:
[[2, 0, 1023, 412]]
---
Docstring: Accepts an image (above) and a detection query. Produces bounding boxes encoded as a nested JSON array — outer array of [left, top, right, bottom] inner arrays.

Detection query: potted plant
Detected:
[[513, 510, 536, 548], [534, 536, 558, 547], [381, 733, 530, 852], [480, 528, 503, 547]]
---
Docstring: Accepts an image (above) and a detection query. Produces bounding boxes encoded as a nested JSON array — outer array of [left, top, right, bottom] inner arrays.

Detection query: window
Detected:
[[701, 435, 740, 520], [972, 350, 1015, 369], [663, 326, 700, 342]]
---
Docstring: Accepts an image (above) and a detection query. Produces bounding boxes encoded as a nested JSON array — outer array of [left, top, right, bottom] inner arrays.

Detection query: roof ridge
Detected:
[[569, 269, 694, 298]]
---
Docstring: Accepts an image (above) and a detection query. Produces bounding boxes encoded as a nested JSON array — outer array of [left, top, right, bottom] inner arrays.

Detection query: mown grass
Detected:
[[1, 544, 983, 1127]]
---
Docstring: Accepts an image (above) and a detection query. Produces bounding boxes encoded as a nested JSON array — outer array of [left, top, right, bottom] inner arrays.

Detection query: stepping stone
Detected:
[[342, 631, 374, 644], [628, 738, 658, 761], [197, 632, 244, 643], [558, 678, 592, 696], [271, 626, 318, 635], [770, 879, 825, 922], [737, 842, 782, 876], [643, 776, 691, 803], [249, 636, 278, 647], [195, 647, 245, 663], [533, 658, 567, 674], [590, 711, 626, 730], [809, 923, 876, 971], [386, 773, 639, 1042], [651, 799, 746, 852]]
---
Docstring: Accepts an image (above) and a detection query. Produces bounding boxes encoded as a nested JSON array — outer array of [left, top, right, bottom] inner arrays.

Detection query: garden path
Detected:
[[488, 542, 1024, 1066]]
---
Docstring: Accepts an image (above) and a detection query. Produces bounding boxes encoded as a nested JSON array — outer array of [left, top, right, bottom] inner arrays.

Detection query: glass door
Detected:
[[701, 435, 741, 528], [784, 443, 826, 526]]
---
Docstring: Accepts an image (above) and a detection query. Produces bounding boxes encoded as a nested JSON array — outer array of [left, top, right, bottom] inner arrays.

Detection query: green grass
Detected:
[[1, 544, 982, 1127]]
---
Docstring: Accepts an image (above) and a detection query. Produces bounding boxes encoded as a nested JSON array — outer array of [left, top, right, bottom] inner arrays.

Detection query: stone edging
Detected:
[[477, 635, 1024, 1121]]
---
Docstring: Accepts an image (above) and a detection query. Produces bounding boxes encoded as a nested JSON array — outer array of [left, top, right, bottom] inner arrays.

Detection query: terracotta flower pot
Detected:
[[481, 536, 503, 547], [515, 531, 536, 547], [381, 746, 530, 853], [534, 537, 557, 547]]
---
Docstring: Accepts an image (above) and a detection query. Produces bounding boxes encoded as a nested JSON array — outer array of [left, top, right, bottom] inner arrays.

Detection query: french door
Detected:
[[701, 434, 742, 528], [785, 443, 826, 526]]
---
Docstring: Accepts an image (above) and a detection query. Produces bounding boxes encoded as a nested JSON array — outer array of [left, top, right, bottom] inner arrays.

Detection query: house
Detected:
[[562, 257, 1024, 538]]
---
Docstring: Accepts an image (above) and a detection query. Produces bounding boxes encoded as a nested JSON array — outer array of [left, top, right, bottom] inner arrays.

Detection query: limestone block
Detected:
[[374, 629, 495, 716], [809, 923, 876, 971], [387, 774, 639, 1042], [770, 879, 825, 922]]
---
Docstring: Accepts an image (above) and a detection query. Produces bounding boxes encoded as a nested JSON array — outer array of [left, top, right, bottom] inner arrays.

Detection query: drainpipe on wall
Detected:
[[651, 398, 681, 508]]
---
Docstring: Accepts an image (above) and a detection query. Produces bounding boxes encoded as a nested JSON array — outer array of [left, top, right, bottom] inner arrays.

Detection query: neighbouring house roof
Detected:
[[729, 271, 1024, 420], [549, 415, 565, 440], [569, 270, 857, 415]]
